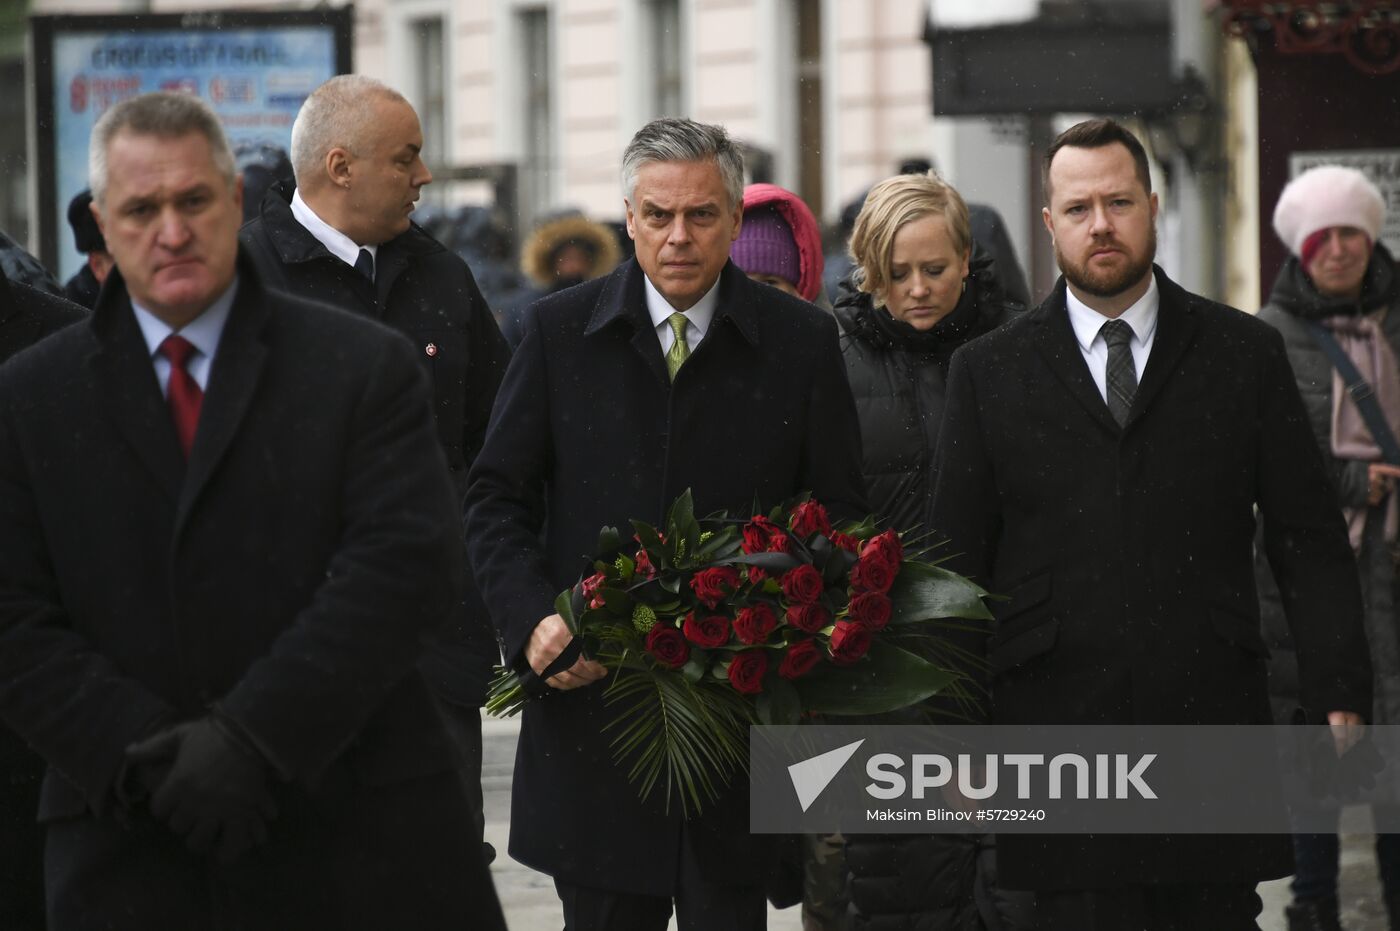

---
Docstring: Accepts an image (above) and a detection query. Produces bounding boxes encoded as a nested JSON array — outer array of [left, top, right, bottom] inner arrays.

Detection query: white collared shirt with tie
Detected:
[[1064, 274, 1161, 403], [643, 274, 721, 357]]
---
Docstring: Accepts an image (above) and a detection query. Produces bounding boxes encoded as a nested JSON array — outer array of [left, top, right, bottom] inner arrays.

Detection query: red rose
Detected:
[[829, 620, 873, 665], [786, 603, 831, 633], [734, 603, 778, 644], [634, 548, 657, 579], [581, 571, 608, 609], [682, 612, 731, 649], [727, 650, 768, 695], [848, 591, 893, 630], [850, 556, 897, 594], [742, 516, 791, 555], [778, 639, 823, 679], [690, 566, 740, 608], [789, 500, 833, 538], [780, 564, 825, 605], [747, 566, 768, 585], [830, 531, 861, 553], [646, 625, 689, 669], [865, 529, 904, 567]]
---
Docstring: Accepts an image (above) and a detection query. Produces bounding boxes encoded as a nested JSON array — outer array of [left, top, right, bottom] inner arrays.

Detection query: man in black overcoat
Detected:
[[465, 117, 867, 930], [0, 92, 503, 930], [239, 75, 511, 843], [929, 118, 1372, 929], [0, 269, 85, 931]]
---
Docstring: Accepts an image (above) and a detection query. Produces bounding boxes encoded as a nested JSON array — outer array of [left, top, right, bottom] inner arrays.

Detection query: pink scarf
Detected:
[[1326, 312, 1400, 551]]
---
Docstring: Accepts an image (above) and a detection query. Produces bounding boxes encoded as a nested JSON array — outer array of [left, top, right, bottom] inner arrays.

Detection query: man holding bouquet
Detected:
[[465, 117, 867, 930]]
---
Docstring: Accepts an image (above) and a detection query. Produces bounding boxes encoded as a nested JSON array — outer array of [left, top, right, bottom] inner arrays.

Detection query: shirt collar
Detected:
[[1066, 273, 1160, 351], [644, 273, 721, 339], [290, 188, 377, 269], [131, 276, 238, 361]]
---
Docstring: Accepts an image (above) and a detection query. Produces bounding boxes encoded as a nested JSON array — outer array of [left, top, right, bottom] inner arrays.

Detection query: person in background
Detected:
[[1257, 164, 1400, 931], [0, 266, 86, 931], [0, 230, 62, 297], [62, 189, 113, 309], [834, 170, 1028, 931], [729, 182, 825, 303], [728, 181, 841, 927], [499, 210, 622, 347], [239, 75, 511, 857]]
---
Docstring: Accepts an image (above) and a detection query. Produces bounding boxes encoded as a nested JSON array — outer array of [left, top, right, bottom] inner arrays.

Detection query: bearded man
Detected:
[[929, 118, 1371, 930]]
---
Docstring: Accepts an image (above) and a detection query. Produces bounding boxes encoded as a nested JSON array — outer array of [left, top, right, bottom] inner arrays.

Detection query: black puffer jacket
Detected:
[[835, 246, 1020, 538], [1256, 244, 1400, 731], [836, 248, 1025, 931]]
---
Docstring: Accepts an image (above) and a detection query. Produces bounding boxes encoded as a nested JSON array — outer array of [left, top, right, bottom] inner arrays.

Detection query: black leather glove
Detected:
[[124, 714, 278, 863]]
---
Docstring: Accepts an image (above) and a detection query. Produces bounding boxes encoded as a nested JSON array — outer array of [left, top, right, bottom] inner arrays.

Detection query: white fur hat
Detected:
[[1273, 165, 1385, 258]]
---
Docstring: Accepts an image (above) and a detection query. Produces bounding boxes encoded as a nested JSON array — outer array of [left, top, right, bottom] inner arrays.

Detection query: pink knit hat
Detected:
[[733, 184, 825, 302], [1272, 165, 1385, 259]]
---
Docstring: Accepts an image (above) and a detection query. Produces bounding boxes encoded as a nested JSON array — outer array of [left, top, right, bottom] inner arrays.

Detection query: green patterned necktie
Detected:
[[666, 313, 691, 381]]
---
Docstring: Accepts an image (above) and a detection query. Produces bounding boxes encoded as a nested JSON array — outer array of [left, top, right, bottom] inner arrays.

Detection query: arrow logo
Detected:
[[788, 739, 865, 812]]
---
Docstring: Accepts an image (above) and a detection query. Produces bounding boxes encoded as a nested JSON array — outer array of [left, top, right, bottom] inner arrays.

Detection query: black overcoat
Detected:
[[0, 254, 503, 929], [240, 182, 512, 706], [930, 267, 1372, 891], [464, 257, 868, 895], [0, 273, 85, 931]]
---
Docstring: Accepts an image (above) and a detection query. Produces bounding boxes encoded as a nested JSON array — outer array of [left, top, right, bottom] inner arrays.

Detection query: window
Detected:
[[646, 0, 683, 118]]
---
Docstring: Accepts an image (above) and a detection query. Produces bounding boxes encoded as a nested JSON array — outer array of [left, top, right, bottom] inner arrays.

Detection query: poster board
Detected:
[[30, 9, 353, 280]]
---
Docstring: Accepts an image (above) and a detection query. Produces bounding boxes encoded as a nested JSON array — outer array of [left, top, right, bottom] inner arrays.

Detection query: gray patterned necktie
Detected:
[[1100, 319, 1137, 427]]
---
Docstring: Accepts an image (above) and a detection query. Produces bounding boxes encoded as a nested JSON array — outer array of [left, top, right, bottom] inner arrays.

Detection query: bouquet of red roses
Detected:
[[486, 490, 991, 815]]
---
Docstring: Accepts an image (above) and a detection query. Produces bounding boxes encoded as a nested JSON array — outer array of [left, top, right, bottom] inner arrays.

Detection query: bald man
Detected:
[[240, 76, 510, 848]]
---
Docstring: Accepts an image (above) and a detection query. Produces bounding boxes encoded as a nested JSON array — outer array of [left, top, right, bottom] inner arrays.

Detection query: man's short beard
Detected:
[[1058, 226, 1156, 299]]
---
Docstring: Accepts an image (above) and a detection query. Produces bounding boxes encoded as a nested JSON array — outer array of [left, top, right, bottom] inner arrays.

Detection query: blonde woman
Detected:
[[833, 171, 1027, 930]]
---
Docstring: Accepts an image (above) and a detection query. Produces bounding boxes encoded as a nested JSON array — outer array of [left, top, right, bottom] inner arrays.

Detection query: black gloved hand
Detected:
[[125, 714, 278, 863]]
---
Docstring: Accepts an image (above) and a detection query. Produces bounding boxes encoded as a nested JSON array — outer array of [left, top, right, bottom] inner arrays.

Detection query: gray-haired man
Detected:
[[465, 117, 867, 930], [0, 91, 503, 929]]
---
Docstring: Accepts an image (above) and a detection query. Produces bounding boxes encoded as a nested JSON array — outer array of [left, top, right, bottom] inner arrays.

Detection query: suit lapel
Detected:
[[1126, 268, 1199, 428], [586, 260, 671, 389], [89, 287, 185, 502], [1030, 281, 1120, 436], [175, 272, 270, 532]]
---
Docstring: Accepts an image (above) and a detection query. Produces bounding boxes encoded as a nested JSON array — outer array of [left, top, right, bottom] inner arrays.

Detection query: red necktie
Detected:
[[158, 334, 203, 458]]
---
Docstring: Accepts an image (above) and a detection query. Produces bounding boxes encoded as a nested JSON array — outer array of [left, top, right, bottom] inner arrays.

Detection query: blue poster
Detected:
[[49, 25, 340, 280]]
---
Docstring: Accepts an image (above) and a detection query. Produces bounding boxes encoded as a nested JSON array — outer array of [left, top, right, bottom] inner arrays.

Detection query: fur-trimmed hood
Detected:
[[521, 213, 622, 287]]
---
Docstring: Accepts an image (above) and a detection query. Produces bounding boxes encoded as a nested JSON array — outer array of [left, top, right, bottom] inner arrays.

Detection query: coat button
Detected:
[[425, 342, 438, 357]]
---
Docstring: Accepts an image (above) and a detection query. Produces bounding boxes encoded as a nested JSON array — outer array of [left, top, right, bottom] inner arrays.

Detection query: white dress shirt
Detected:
[[644, 274, 720, 355], [1065, 275, 1160, 404], [290, 188, 377, 269], [131, 278, 237, 396]]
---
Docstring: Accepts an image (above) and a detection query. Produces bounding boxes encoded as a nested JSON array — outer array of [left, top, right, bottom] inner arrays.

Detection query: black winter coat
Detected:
[[0, 254, 502, 927], [931, 267, 1370, 890], [834, 247, 1020, 537], [835, 250, 1018, 931], [240, 183, 512, 706], [0, 271, 85, 931], [1255, 245, 1400, 728], [464, 258, 867, 895]]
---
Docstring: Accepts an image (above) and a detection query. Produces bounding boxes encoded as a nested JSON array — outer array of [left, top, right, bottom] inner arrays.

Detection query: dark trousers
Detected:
[[1292, 805, 1400, 903], [1032, 883, 1262, 931], [554, 826, 765, 931]]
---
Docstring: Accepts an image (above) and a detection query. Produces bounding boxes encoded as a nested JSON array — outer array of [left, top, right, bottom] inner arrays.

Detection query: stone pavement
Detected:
[[482, 714, 1389, 930]]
